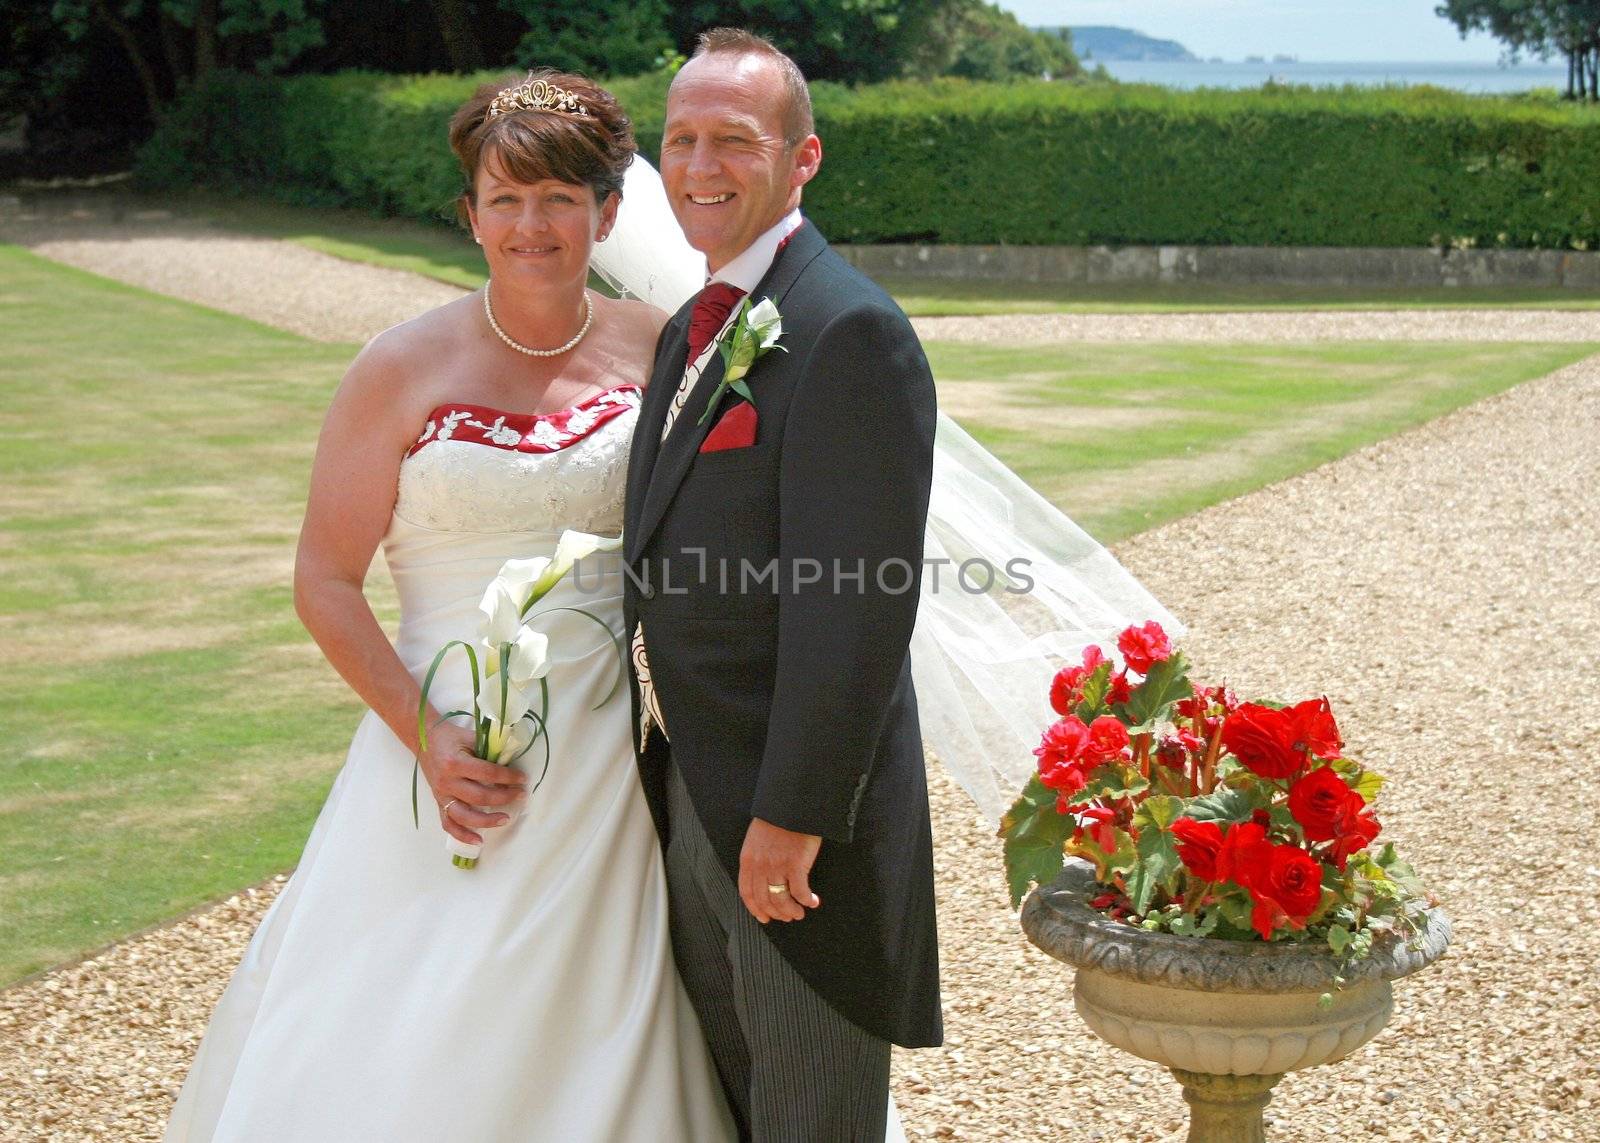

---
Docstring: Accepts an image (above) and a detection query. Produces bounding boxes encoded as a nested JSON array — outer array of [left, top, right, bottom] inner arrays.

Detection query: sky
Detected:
[[999, 1, 1517, 63]]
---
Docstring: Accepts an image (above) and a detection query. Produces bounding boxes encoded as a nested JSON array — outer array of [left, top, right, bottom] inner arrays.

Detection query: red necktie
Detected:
[[686, 282, 747, 367]]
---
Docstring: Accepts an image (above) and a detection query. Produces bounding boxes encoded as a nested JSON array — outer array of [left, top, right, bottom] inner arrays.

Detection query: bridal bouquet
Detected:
[[1000, 622, 1434, 969], [415, 529, 625, 868]]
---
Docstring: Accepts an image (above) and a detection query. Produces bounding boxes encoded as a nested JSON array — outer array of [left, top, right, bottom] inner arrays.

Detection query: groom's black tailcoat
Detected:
[[623, 222, 942, 1049]]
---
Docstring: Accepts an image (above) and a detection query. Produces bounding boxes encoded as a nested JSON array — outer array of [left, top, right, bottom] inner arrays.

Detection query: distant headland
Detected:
[[1052, 26, 1199, 63]]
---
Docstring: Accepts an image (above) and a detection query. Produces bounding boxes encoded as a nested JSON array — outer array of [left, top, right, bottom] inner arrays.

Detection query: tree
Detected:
[[663, 0, 1077, 83], [499, 0, 674, 78], [941, 3, 1079, 81], [665, 0, 956, 83], [1437, 0, 1600, 100], [426, 0, 485, 72]]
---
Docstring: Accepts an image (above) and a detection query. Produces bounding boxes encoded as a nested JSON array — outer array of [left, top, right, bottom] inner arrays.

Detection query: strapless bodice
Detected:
[[381, 386, 639, 704], [392, 386, 639, 535]]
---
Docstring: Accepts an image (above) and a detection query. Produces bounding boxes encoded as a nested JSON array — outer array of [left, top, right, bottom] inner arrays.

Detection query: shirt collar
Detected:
[[710, 207, 805, 294]]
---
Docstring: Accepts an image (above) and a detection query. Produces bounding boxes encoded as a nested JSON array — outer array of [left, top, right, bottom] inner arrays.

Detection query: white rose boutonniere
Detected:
[[697, 296, 786, 426]]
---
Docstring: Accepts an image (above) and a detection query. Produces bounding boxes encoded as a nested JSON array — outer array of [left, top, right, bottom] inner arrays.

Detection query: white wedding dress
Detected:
[[164, 385, 736, 1141]]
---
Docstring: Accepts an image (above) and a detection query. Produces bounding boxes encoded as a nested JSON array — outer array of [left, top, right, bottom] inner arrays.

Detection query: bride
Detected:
[[165, 62, 1180, 1141], [163, 72, 736, 1140]]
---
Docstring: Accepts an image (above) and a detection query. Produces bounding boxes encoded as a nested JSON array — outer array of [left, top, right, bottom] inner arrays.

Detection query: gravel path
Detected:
[[4, 206, 1599, 1142], [6, 193, 1600, 344], [0, 200, 464, 343]]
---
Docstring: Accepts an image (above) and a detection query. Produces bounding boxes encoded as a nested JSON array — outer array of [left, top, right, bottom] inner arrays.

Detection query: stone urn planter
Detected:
[[1021, 860, 1450, 1142]]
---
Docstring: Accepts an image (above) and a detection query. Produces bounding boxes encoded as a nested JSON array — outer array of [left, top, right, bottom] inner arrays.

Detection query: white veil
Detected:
[[592, 156, 1184, 821]]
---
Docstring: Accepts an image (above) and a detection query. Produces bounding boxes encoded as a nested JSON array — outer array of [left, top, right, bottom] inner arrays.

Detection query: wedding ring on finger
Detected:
[[442, 798, 460, 818], [766, 883, 789, 896]]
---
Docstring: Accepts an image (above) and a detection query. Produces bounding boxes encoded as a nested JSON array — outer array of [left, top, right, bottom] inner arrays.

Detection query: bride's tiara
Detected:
[[488, 74, 589, 119]]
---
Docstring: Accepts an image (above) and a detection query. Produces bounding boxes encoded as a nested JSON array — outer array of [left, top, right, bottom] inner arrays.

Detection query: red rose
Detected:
[[1118, 620, 1172, 675], [1327, 806, 1381, 869], [1035, 716, 1091, 793], [1247, 844, 1325, 938], [1286, 697, 1343, 760], [1214, 821, 1274, 888], [1107, 670, 1133, 705], [1155, 736, 1187, 769], [1222, 704, 1304, 780], [1049, 646, 1108, 715], [1073, 805, 1120, 852], [1288, 765, 1362, 842], [1085, 715, 1131, 763], [1049, 666, 1083, 716], [1171, 817, 1225, 881]]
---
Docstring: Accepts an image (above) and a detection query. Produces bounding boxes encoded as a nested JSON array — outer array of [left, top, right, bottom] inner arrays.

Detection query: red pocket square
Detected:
[[699, 401, 759, 453]]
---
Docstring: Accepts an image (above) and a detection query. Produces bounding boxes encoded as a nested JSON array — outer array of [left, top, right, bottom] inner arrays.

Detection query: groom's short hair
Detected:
[[692, 28, 815, 148]]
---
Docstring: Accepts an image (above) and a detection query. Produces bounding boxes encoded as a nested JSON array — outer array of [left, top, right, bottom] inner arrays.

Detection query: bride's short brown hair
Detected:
[[448, 69, 635, 223]]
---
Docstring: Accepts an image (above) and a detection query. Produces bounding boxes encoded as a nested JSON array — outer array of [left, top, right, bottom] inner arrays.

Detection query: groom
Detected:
[[623, 26, 942, 1141]]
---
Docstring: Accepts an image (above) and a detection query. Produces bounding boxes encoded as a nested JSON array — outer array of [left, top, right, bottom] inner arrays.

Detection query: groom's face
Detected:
[[661, 53, 820, 274]]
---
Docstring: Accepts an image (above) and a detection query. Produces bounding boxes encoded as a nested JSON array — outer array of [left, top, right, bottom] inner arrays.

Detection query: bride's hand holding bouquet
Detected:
[[416, 528, 625, 868], [415, 715, 528, 862]]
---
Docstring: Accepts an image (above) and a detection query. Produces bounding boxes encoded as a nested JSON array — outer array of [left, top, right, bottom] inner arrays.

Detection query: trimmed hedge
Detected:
[[136, 70, 1600, 249]]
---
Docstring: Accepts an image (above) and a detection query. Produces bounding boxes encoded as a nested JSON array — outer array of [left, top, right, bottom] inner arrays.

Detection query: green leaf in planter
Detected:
[[999, 773, 1055, 832], [1374, 848, 1428, 899], [1127, 795, 1183, 914], [1324, 915, 1350, 954], [1124, 651, 1194, 726], [1267, 802, 1299, 836], [1003, 815, 1074, 908], [1180, 785, 1256, 825], [1068, 825, 1137, 884], [1001, 775, 1074, 908], [1215, 886, 1257, 934], [1073, 662, 1113, 721], [1066, 764, 1149, 805], [1135, 793, 1183, 831], [1170, 909, 1219, 938], [1327, 757, 1386, 803]]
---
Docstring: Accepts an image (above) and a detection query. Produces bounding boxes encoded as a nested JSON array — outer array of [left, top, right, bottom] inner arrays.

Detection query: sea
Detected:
[[1093, 59, 1571, 94]]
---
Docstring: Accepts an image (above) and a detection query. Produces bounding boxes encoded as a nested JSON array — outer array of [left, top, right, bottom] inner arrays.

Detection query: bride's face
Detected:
[[467, 153, 617, 290]]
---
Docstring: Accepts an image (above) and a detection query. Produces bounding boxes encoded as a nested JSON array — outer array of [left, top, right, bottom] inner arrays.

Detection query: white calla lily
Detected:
[[551, 529, 623, 579], [497, 720, 536, 767], [746, 297, 783, 349], [494, 556, 553, 612], [478, 581, 523, 647], [476, 676, 532, 726], [505, 627, 552, 688]]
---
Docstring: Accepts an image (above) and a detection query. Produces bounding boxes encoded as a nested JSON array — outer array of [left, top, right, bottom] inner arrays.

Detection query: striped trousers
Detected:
[[664, 762, 891, 1142]]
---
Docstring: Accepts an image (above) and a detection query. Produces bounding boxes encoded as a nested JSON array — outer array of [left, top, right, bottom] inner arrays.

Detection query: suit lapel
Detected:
[[625, 312, 690, 559], [629, 222, 828, 563]]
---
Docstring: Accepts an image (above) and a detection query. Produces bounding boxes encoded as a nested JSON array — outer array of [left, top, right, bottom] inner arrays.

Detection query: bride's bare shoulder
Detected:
[[335, 292, 478, 415], [602, 294, 671, 338], [598, 295, 673, 386]]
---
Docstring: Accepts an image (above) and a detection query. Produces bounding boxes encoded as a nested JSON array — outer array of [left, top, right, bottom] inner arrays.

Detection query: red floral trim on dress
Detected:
[[407, 384, 642, 458]]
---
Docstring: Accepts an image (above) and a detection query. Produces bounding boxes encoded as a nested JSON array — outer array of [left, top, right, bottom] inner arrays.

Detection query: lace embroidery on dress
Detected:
[[407, 386, 641, 458], [394, 387, 639, 535]]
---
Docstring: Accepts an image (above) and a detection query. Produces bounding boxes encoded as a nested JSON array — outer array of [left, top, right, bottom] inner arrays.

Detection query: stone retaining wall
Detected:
[[837, 242, 1600, 289]]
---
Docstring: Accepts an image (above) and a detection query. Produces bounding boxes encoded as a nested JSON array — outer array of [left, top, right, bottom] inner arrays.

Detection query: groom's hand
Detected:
[[739, 818, 822, 924]]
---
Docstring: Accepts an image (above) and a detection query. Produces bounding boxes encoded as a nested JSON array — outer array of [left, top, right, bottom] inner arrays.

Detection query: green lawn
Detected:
[[0, 245, 394, 983], [176, 191, 1600, 315], [929, 339, 1596, 540], [1, 243, 1591, 984]]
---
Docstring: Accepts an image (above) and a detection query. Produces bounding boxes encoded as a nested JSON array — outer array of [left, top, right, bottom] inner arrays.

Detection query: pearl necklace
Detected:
[[483, 284, 594, 357]]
